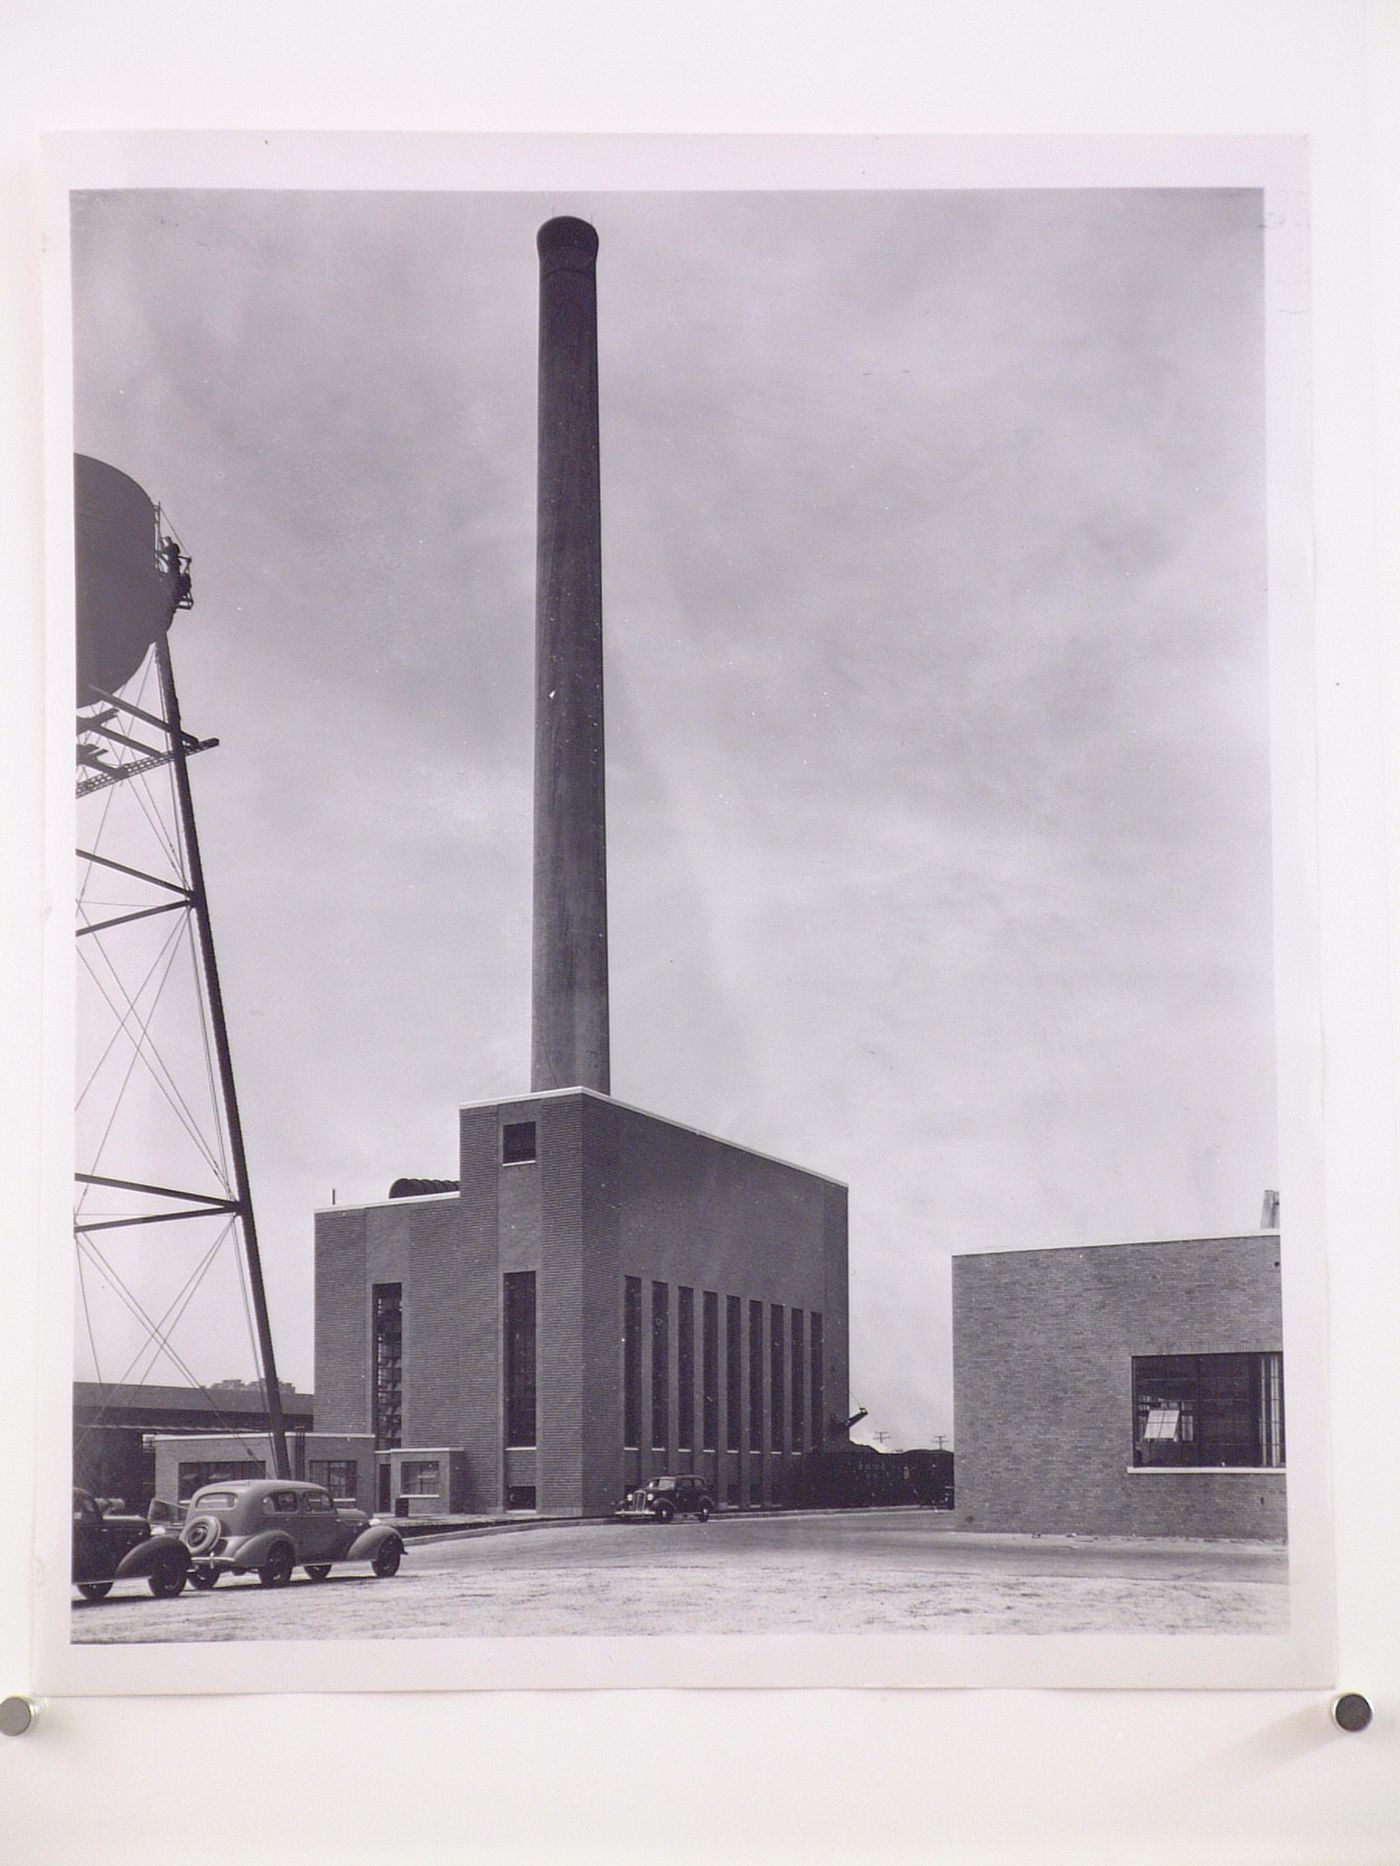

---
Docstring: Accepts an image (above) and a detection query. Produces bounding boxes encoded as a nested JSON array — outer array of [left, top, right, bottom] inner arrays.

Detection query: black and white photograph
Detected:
[[38, 134, 1330, 1694]]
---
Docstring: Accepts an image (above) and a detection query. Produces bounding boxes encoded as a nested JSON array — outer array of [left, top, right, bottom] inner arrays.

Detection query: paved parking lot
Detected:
[[72, 1509, 1288, 1643]]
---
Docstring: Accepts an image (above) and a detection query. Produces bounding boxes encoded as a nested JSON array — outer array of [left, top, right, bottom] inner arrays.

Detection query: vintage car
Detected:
[[615, 1474, 715, 1523], [178, 1478, 405, 1587], [72, 1488, 191, 1600]]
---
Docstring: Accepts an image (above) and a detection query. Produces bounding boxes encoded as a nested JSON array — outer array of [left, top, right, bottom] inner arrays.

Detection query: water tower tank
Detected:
[[75, 454, 187, 704]]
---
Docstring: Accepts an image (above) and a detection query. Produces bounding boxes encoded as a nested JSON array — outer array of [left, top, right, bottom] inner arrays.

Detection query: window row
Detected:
[[175, 1457, 359, 1504], [623, 1277, 825, 1456]]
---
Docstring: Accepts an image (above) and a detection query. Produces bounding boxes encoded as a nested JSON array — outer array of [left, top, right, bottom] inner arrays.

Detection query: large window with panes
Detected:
[[1132, 1352, 1285, 1468], [748, 1300, 763, 1451], [503, 1271, 537, 1448], [702, 1291, 719, 1452], [372, 1282, 402, 1449], [308, 1459, 357, 1500], [769, 1303, 785, 1451], [651, 1281, 669, 1449], [726, 1296, 742, 1452], [623, 1276, 642, 1449], [677, 1285, 695, 1451], [810, 1312, 825, 1448], [790, 1308, 805, 1452], [178, 1458, 264, 1499]]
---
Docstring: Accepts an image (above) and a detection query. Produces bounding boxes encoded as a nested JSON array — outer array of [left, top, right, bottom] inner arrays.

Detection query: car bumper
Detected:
[[185, 1545, 261, 1572]]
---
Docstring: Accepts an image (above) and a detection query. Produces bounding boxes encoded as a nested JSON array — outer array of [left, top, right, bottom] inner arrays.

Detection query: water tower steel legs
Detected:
[[531, 216, 611, 1096], [154, 636, 292, 1478]]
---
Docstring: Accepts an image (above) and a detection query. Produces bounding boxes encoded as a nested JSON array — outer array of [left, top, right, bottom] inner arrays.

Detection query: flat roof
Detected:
[[953, 1231, 1280, 1262], [316, 1085, 847, 1214], [317, 1191, 459, 1214], [73, 1380, 314, 1415]]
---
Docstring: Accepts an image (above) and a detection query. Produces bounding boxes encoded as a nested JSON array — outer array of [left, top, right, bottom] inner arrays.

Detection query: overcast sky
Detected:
[[70, 186, 1274, 1445]]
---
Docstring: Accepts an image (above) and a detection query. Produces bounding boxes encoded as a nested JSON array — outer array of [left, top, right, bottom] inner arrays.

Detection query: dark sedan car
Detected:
[[615, 1474, 715, 1523], [72, 1489, 190, 1600]]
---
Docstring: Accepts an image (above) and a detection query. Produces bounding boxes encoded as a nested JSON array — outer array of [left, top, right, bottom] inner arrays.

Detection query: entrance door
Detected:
[[377, 1462, 391, 1512]]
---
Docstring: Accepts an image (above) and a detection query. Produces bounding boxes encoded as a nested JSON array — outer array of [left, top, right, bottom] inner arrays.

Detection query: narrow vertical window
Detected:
[[702, 1291, 719, 1452], [770, 1304, 785, 1451], [726, 1296, 742, 1452], [372, 1282, 402, 1449], [810, 1312, 824, 1450], [623, 1276, 642, 1449], [1262, 1350, 1285, 1467], [503, 1271, 537, 1447], [651, 1281, 669, 1449], [748, 1299, 763, 1452], [677, 1286, 695, 1451], [791, 1308, 805, 1452]]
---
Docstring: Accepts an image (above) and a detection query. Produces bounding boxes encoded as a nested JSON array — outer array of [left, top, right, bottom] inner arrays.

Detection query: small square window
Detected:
[[400, 1460, 441, 1496], [506, 1485, 537, 1511], [502, 1121, 537, 1165]]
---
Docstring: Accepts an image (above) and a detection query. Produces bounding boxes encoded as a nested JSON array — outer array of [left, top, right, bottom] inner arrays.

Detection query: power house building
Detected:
[[312, 219, 850, 1520], [315, 1090, 848, 1517]]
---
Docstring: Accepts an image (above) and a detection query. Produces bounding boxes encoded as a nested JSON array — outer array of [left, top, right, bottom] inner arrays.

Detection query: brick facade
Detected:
[[952, 1235, 1286, 1541], [314, 1088, 849, 1517]]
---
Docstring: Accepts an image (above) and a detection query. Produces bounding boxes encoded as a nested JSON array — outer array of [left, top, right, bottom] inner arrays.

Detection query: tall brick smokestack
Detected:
[[531, 216, 610, 1094]]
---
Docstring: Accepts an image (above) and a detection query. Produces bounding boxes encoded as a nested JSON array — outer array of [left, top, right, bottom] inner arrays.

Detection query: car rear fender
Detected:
[[224, 1528, 291, 1571], [345, 1523, 401, 1563], [113, 1536, 190, 1582]]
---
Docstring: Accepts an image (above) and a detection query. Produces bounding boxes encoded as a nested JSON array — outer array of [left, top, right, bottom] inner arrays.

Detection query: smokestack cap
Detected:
[[537, 216, 599, 262]]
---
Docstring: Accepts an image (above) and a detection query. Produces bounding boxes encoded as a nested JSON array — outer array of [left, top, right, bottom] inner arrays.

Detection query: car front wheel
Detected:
[[371, 1537, 403, 1577], [148, 1551, 187, 1598], [653, 1500, 675, 1523], [188, 1565, 219, 1590], [697, 1502, 711, 1522], [258, 1543, 294, 1587], [77, 1582, 112, 1601], [305, 1564, 332, 1582]]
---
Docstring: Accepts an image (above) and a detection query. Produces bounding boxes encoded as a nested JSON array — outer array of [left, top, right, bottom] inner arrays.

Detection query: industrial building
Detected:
[[312, 217, 850, 1518], [316, 1090, 848, 1517], [952, 1233, 1286, 1541], [72, 1381, 314, 1512]]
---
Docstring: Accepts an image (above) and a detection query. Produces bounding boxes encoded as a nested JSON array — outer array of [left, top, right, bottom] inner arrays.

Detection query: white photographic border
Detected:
[[32, 129, 1329, 1699]]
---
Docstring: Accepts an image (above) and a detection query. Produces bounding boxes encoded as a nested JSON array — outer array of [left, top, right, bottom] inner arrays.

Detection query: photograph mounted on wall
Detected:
[[41, 135, 1328, 1693]]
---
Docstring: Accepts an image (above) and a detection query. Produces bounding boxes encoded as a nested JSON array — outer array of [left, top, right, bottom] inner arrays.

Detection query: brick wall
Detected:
[[952, 1235, 1286, 1541], [590, 1095, 848, 1512], [313, 1206, 368, 1433]]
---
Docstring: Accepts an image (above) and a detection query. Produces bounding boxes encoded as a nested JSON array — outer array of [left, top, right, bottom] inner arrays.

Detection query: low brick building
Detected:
[[72, 1381, 315, 1513], [149, 1429, 377, 1514], [315, 1087, 850, 1517], [952, 1234, 1285, 1541]]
